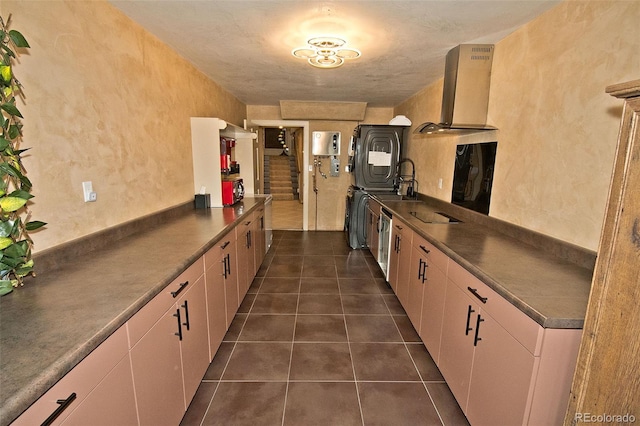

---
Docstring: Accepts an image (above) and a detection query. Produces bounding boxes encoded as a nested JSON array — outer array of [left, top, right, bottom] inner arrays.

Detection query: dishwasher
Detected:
[[378, 207, 393, 280]]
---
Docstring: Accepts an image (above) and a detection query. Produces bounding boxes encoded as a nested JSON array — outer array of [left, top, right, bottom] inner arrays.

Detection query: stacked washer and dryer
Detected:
[[344, 124, 408, 249]]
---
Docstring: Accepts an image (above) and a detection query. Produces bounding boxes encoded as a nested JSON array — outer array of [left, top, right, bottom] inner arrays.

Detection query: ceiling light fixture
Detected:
[[292, 36, 361, 69]]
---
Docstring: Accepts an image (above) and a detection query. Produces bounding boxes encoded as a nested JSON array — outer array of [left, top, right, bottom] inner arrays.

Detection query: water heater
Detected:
[[312, 131, 341, 156]]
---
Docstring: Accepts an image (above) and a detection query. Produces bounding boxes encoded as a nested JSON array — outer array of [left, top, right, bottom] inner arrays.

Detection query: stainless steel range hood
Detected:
[[416, 44, 497, 135]]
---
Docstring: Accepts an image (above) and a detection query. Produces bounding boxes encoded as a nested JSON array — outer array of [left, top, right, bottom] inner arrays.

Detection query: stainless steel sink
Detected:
[[409, 211, 462, 224]]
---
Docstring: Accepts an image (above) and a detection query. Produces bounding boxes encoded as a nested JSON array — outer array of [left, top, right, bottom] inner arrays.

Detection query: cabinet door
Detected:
[[225, 237, 240, 327], [466, 311, 537, 426], [387, 221, 403, 292], [438, 280, 479, 411], [178, 275, 211, 406], [240, 220, 256, 290], [405, 244, 426, 331], [205, 250, 228, 359], [130, 305, 185, 426], [12, 327, 131, 426], [395, 229, 412, 312], [60, 354, 137, 426], [254, 209, 266, 272], [235, 220, 250, 305], [365, 206, 373, 249], [371, 211, 380, 261], [419, 260, 447, 364]]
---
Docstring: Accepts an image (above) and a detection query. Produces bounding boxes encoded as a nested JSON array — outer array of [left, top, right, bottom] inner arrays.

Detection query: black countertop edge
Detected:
[[0, 197, 267, 426]]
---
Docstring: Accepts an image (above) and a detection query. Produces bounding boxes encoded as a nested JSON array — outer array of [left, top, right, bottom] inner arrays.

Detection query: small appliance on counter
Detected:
[[222, 177, 244, 206], [220, 137, 236, 174]]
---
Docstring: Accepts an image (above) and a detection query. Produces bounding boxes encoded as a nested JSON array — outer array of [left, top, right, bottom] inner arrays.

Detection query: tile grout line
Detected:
[[382, 280, 447, 426], [198, 260, 267, 426], [336, 256, 367, 426], [280, 274, 301, 426]]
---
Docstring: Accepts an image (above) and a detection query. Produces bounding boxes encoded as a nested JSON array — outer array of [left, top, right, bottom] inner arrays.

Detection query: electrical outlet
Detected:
[[438, 178, 443, 189]]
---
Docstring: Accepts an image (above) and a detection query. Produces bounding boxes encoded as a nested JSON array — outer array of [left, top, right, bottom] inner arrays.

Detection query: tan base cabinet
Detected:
[[236, 217, 253, 300], [12, 326, 137, 426], [14, 204, 267, 426], [128, 258, 209, 425], [386, 224, 581, 425], [223, 237, 240, 328], [416, 236, 448, 365], [388, 218, 411, 303], [204, 231, 235, 358]]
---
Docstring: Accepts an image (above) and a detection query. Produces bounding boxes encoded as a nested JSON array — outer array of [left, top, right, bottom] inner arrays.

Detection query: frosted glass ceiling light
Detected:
[[292, 36, 361, 69]]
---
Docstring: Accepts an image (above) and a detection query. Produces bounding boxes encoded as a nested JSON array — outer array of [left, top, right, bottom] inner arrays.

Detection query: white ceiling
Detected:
[[110, 0, 560, 107]]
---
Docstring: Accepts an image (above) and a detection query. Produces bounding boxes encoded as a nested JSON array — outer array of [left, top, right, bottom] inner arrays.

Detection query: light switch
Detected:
[[82, 181, 97, 202]]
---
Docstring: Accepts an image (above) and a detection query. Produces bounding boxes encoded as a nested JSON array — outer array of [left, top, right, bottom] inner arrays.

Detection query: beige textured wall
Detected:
[[395, 0, 640, 250], [248, 106, 394, 230], [4, 0, 247, 252]]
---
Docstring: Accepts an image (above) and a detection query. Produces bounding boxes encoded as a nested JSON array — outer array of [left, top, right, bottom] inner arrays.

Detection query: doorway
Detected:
[[251, 120, 310, 231]]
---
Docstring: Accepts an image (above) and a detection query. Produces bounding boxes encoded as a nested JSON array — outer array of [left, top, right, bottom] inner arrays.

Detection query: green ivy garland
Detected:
[[0, 14, 45, 295]]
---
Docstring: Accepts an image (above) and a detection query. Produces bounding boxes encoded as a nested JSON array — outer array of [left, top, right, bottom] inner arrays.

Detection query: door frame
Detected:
[[250, 120, 310, 231]]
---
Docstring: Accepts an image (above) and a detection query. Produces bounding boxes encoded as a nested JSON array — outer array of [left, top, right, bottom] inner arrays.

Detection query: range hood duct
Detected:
[[416, 44, 497, 135]]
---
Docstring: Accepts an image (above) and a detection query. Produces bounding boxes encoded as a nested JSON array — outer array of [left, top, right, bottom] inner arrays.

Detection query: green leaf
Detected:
[[0, 196, 27, 212], [8, 124, 20, 139], [0, 237, 12, 250], [0, 280, 13, 295], [14, 259, 33, 276], [0, 260, 17, 270], [8, 189, 33, 200], [0, 220, 13, 237], [3, 240, 27, 258], [9, 30, 30, 48], [0, 65, 10, 83], [1, 44, 15, 59], [0, 163, 31, 189], [1, 102, 22, 118], [0, 137, 9, 151], [0, 253, 22, 266], [25, 221, 46, 231]]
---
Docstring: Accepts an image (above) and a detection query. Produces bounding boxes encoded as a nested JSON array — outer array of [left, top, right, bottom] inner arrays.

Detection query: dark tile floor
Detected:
[[181, 230, 469, 426]]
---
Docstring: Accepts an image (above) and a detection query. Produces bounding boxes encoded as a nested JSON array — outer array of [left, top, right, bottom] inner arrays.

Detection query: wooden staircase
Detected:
[[264, 155, 298, 201]]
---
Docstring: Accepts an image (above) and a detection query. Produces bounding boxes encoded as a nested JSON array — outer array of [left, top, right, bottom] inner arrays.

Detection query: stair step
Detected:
[[272, 193, 294, 201]]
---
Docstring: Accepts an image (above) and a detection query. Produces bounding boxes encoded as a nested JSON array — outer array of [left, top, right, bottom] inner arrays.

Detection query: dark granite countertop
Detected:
[[0, 197, 265, 425], [378, 198, 593, 330]]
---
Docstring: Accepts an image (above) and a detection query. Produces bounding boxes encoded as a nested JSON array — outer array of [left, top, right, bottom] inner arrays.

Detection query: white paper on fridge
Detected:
[[368, 151, 392, 166]]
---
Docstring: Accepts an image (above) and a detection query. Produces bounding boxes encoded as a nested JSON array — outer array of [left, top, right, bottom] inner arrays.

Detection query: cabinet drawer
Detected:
[[204, 230, 235, 267], [392, 218, 411, 244], [411, 232, 448, 273], [448, 261, 543, 355], [127, 257, 204, 347], [235, 213, 254, 242], [14, 326, 130, 426]]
